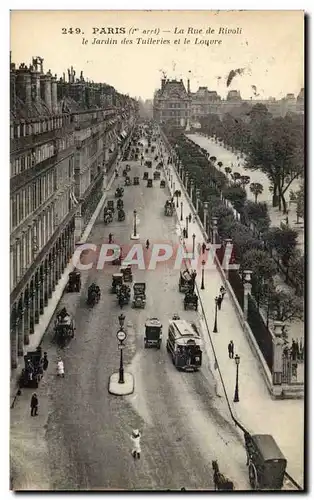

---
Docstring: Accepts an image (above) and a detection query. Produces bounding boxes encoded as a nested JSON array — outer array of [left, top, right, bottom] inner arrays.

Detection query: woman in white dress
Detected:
[[131, 429, 141, 459]]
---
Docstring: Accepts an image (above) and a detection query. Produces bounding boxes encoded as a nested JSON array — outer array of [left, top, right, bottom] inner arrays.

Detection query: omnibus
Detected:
[[166, 319, 203, 371]]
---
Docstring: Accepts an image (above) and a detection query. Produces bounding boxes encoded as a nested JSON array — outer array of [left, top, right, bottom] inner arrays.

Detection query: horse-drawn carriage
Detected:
[[184, 291, 198, 311], [121, 265, 133, 282], [117, 284, 131, 308], [104, 209, 113, 225], [66, 270, 81, 292], [133, 176, 140, 185], [54, 310, 75, 345], [143, 172, 149, 180], [132, 282, 146, 308], [244, 433, 287, 490], [144, 318, 162, 348], [87, 283, 101, 306], [164, 199, 174, 216], [179, 269, 196, 293], [111, 273, 123, 293], [19, 347, 43, 388], [145, 160, 152, 168], [118, 209, 125, 221], [147, 179, 153, 188], [106, 200, 115, 213], [153, 171, 161, 180], [115, 187, 124, 198], [125, 176, 131, 186], [117, 199, 124, 210], [160, 180, 166, 188]]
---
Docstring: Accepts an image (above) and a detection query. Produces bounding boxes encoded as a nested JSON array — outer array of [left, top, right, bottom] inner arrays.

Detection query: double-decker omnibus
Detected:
[[166, 319, 203, 371]]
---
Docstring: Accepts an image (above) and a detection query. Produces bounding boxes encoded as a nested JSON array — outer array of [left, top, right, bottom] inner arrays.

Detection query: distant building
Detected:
[[153, 78, 191, 127], [10, 53, 137, 369], [153, 77, 304, 125]]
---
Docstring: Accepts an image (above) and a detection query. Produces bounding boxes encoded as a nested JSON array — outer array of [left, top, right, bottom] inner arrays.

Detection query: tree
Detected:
[[223, 184, 247, 212], [243, 201, 271, 233], [240, 175, 251, 188], [173, 189, 181, 208], [250, 182, 264, 203], [265, 225, 298, 279], [263, 288, 304, 323], [225, 166, 232, 178], [246, 115, 304, 213], [240, 248, 277, 302], [296, 184, 304, 223]]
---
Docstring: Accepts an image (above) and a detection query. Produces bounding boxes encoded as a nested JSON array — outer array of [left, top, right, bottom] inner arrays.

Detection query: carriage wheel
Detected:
[[248, 463, 258, 490]]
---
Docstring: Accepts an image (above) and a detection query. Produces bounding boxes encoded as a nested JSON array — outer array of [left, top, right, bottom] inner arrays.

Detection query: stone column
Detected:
[[24, 289, 30, 345], [34, 272, 40, 324], [222, 238, 233, 279], [48, 255, 53, 298], [10, 305, 18, 369], [185, 172, 189, 190], [51, 250, 57, 291], [272, 321, 285, 386], [203, 202, 209, 236], [212, 217, 218, 245], [29, 283, 35, 334], [39, 265, 44, 315], [243, 270, 252, 320], [17, 298, 24, 357], [44, 260, 49, 306], [189, 179, 194, 200], [196, 189, 201, 214]]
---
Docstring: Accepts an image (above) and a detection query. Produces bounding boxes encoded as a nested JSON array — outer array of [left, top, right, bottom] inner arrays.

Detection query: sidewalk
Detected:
[[186, 133, 304, 348], [10, 160, 119, 404], [163, 149, 304, 487]]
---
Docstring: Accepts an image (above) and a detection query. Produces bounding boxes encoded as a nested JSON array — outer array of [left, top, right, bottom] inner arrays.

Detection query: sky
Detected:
[[10, 10, 304, 101]]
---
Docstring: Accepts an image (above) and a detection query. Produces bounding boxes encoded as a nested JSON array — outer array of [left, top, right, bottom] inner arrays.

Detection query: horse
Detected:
[[212, 460, 234, 491]]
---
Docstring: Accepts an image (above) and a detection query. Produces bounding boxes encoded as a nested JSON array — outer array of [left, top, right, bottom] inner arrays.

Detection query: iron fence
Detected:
[[247, 295, 273, 372]]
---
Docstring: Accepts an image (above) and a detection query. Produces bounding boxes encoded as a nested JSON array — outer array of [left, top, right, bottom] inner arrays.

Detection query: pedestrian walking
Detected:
[[202, 242, 206, 254], [188, 213, 192, 223], [108, 233, 113, 244], [146, 239, 150, 249], [42, 352, 49, 371], [217, 295, 223, 310], [228, 341, 234, 359], [30, 393, 38, 416], [219, 286, 226, 300], [131, 429, 142, 459]]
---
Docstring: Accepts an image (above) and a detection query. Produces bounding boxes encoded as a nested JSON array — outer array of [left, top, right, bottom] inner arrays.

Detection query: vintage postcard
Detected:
[[10, 10, 304, 491]]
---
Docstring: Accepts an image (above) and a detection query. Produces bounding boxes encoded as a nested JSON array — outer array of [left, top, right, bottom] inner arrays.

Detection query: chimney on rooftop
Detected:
[[40, 70, 52, 111], [16, 63, 32, 105], [51, 75, 58, 113], [187, 79, 190, 94], [161, 78, 166, 90]]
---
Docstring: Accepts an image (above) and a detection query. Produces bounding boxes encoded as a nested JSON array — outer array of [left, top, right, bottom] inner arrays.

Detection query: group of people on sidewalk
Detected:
[[29, 353, 65, 416]]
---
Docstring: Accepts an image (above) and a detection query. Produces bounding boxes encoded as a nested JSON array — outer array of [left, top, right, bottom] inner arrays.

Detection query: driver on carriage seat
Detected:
[[58, 307, 68, 320]]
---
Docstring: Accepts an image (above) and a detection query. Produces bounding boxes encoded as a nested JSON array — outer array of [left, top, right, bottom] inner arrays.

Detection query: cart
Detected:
[[145, 160, 152, 168], [132, 282, 146, 308], [111, 273, 123, 294], [184, 291, 198, 311], [118, 209, 125, 221], [66, 270, 81, 292], [54, 314, 75, 345], [179, 269, 195, 293], [143, 172, 149, 180], [125, 176, 131, 186], [133, 176, 140, 185], [117, 199, 124, 210], [147, 179, 153, 187], [144, 318, 162, 349], [153, 171, 161, 180], [19, 347, 43, 388], [120, 265, 133, 282], [115, 187, 124, 198], [160, 180, 166, 188], [245, 433, 287, 490], [107, 200, 115, 213]]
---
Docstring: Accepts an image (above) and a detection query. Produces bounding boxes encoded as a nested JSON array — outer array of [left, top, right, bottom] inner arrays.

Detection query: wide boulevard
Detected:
[[37, 132, 249, 490]]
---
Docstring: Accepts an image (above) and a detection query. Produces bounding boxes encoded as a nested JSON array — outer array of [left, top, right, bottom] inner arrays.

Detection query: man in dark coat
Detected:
[[202, 242, 206, 254], [42, 352, 49, 371], [30, 393, 38, 416], [228, 341, 234, 359]]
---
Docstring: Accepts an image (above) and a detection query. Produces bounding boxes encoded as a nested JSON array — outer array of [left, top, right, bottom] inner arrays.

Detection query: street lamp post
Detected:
[[185, 216, 189, 239], [201, 259, 205, 290], [180, 202, 183, 221], [233, 354, 240, 402], [192, 233, 196, 259], [117, 313, 127, 384], [213, 296, 218, 333]]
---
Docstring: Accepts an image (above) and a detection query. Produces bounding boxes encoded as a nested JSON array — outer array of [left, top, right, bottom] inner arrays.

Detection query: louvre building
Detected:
[[10, 54, 137, 368]]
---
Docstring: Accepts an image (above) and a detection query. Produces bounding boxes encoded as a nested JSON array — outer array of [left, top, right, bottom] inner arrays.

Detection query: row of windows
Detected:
[[10, 116, 69, 140], [161, 111, 189, 117], [10, 207, 55, 291], [11, 142, 56, 178], [10, 170, 55, 232], [168, 103, 188, 109]]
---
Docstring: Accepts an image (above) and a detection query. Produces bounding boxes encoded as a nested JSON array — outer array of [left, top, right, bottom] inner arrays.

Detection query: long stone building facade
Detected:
[[10, 54, 137, 369], [153, 77, 304, 126]]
